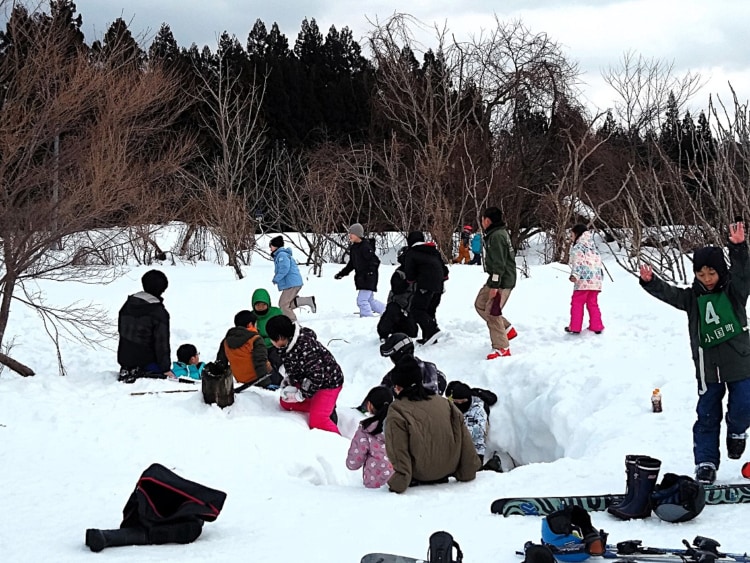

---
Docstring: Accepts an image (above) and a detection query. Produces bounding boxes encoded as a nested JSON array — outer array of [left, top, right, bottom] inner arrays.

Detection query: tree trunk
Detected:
[[178, 224, 197, 256], [0, 352, 35, 376]]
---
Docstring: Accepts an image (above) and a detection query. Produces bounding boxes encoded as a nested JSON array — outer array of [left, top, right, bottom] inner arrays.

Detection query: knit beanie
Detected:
[[693, 247, 728, 277], [349, 223, 365, 239], [269, 236, 284, 249], [141, 269, 168, 297], [407, 231, 425, 247], [447, 381, 472, 413]]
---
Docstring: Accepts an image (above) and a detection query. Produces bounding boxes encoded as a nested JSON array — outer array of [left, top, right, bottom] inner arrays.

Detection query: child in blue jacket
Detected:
[[171, 343, 205, 383]]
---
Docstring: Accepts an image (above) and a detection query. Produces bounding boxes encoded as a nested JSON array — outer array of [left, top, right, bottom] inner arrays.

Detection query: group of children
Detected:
[[346, 332, 502, 489], [118, 220, 750, 488]]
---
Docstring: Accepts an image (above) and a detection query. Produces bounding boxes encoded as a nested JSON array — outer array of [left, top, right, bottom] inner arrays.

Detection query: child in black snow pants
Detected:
[[639, 222, 750, 484]]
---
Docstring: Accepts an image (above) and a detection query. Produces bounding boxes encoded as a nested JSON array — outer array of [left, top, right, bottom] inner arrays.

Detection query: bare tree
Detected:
[[0, 6, 195, 375], [602, 51, 703, 135], [187, 49, 268, 278], [268, 145, 351, 275], [367, 14, 487, 257]]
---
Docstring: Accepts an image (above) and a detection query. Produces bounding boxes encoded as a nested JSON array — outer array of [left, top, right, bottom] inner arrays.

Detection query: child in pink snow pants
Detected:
[[566, 225, 605, 334], [267, 315, 344, 434]]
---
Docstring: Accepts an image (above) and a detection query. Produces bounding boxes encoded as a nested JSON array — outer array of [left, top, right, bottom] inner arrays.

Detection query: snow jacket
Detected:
[[346, 420, 394, 488], [640, 241, 750, 388], [388, 267, 413, 310], [170, 361, 205, 381], [279, 326, 344, 399], [251, 288, 284, 348], [216, 326, 270, 384], [385, 395, 480, 493], [403, 242, 449, 293], [117, 291, 171, 373], [337, 238, 380, 291], [570, 231, 604, 291], [381, 356, 447, 396], [272, 247, 304, 290], [463, 397, 489, 457], [483, 223, 516, 290], [471, 233, 482, 254]]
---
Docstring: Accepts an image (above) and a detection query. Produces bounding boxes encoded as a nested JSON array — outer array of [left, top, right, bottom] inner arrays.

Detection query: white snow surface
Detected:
[[1, 230, 749, 562]]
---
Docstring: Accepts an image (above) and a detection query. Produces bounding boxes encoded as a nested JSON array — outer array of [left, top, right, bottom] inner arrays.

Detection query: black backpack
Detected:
[[428, 531, 463, 563]]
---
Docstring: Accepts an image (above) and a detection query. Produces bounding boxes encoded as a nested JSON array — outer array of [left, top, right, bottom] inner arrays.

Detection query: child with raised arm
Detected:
[[639, 222, 750, 485], [346, 386, 394, 488]]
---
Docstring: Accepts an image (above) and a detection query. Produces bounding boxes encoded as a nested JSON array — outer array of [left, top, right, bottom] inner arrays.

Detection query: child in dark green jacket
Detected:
[[639, 222, 750, 484]]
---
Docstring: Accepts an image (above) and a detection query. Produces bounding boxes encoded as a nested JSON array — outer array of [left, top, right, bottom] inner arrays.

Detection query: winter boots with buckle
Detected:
[[607, 455, 661, 520]]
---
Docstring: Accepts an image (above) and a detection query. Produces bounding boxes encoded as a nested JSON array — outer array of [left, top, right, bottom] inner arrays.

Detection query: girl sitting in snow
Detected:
[[565, 224, 605, 334], [266, 315, 344, 434], [346, 386, 394, 488]]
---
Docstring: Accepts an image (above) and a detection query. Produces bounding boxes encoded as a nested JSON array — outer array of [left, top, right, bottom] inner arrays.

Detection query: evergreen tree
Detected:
[[659, 91, 680, 163], [91, 17, 146, 69], [148, 23, 180, 65]]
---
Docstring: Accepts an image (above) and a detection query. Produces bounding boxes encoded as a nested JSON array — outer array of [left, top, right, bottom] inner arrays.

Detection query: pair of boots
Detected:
[[607, 454, 661, 520]]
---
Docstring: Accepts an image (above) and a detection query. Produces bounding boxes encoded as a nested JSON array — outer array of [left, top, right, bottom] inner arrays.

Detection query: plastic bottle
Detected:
[[651, 388, 663, 413]]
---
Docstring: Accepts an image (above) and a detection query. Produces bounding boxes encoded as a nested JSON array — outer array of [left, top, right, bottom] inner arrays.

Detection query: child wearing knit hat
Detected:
[[334, 224, 385, 317], [639, 222, 750, 485]]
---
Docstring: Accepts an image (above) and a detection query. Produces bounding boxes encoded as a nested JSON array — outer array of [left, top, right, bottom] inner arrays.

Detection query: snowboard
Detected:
[[360, 554, 426, 563], [492, 482, 750, 516]]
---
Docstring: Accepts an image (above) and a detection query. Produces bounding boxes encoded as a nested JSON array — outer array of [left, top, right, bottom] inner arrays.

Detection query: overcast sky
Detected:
[[63, 1, 750, 114]]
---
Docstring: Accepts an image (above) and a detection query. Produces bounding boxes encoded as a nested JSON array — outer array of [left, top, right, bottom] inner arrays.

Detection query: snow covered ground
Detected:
[[1, 230, 749, 562]]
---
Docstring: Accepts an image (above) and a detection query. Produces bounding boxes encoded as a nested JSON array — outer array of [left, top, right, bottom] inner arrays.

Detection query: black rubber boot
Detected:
[[607, 456, 661, 520], [607, 454, 647, 513], [85, 527, 148, 552]]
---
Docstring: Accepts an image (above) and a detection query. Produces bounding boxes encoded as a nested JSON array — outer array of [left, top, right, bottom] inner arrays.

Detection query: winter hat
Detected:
[[463, 225, 473, 232], [483, 206, 503, 226], [141, 269, 168, 297], [447, 381, 472, 413], [269, 236, 284, 249], [693, 246, 727, 276], [389, 356, 422, 389], [379, 332, 414, 363], [571, 224, 588, 241], [348, 223, 365, 239], [407, 231, 425, 247]]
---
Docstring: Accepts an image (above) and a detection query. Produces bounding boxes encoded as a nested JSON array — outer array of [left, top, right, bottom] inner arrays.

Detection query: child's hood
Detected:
[[274, 247, 293, 259], [251, 288, 273, 308], [224, 326, 260, 349]]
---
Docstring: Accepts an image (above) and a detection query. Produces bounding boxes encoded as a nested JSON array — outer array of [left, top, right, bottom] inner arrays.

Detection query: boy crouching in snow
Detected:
[[216, 310, 278, 389]]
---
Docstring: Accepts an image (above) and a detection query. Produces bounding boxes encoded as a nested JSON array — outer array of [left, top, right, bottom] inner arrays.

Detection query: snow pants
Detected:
[[280, 386, 342, 434], [568, 289, 604, 333], [693, 377, 750, 468]]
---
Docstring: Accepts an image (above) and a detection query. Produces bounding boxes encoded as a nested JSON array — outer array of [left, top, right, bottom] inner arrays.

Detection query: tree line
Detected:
[[1, 0, 749, 375]]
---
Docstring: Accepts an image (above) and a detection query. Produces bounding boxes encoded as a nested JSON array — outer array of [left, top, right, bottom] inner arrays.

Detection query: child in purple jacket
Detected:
[[346, 386, 394, 488]]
